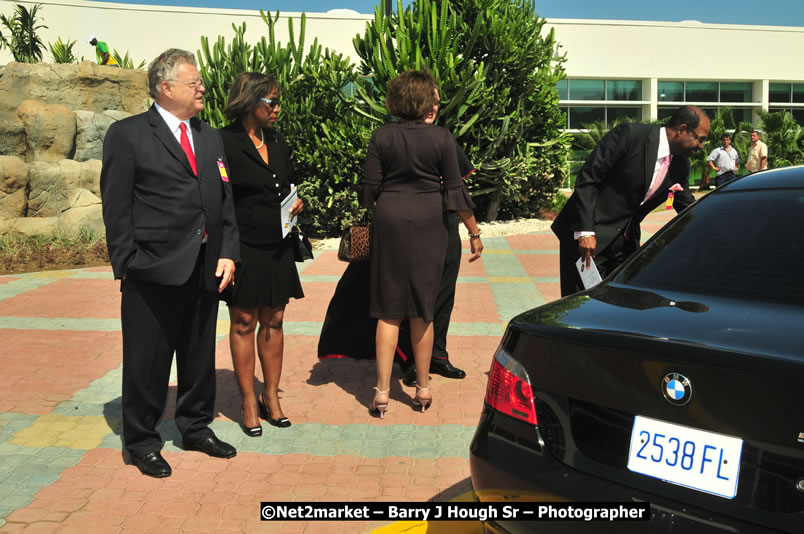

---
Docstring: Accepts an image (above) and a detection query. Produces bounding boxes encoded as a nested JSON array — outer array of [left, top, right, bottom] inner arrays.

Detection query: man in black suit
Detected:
[[552, 105, 709, 296], [101, 48, 240, 478]]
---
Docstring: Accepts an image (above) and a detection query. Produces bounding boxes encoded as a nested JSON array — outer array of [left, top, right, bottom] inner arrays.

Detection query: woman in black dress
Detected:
[[219, 73, 304, 435], [358, 70, 483, 417]]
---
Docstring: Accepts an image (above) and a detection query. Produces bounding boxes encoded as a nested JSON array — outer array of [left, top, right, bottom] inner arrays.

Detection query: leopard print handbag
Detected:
[[337, 225, 371, 262]]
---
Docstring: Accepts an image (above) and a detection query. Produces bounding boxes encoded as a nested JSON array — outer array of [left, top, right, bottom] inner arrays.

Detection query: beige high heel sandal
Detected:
[[370, 387, 390, 418], [413, 384, 432, 412]]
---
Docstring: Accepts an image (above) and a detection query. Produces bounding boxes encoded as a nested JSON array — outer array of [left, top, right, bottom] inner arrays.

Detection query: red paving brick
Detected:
[[449, 283, 499, 323], [0, 279, 120, 319], [518, 253, 561, 278], [506, 233, 558, 250], [0, 330, 121, 414]]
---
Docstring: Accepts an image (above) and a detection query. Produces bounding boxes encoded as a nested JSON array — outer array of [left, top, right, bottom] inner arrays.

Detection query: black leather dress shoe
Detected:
[[131, 451, 172, 478], [430, 358, 466, 379], [184, 436, 237, 459], [402, 366, 419, 387]]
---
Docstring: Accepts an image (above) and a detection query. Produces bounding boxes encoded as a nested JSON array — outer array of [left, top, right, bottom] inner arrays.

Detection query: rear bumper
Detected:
[[469, 406, 786, 534]]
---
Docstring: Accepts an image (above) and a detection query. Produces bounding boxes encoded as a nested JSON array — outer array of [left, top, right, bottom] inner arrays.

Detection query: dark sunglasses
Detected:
[[260, 97, 280, 108]]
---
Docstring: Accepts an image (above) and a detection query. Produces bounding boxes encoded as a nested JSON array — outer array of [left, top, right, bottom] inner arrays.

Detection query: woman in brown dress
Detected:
[[219, 73, 304, 435], [358, 70, 483, 417]]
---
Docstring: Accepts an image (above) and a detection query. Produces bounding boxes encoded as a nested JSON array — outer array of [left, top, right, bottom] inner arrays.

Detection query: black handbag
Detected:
[[290, 226, 314, 262]]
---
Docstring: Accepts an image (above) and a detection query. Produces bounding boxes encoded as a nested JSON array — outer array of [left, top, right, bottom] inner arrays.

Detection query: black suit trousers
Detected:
[[559, 233, 638, 297], [432, 211, 461, 360], [121, 247, 218, 455]]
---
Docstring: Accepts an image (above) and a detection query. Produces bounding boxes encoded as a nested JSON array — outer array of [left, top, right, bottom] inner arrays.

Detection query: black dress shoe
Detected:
[[402, 366, 418, 387], [184, 436, 237, 459], [430, 358, 466, 379], [131, 451, 172, 478]]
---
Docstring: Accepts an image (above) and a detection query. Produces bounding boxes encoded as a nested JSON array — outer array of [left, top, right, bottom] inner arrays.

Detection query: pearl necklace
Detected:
[[254, 128, 264, 150]]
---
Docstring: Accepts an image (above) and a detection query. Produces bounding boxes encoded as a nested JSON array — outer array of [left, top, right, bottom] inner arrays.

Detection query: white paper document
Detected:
[[280, 186, 298, 239], [575, 257, 603, 290]]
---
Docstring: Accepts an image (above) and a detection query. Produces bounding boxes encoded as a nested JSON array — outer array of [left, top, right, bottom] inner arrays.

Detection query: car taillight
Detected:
[[485, 345, 537, 425]]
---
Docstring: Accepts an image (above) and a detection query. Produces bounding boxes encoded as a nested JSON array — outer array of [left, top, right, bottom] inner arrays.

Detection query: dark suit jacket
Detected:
[[552, 122, 696, 253], [219, 122, 292, 247], [101, 105, 239, 291]]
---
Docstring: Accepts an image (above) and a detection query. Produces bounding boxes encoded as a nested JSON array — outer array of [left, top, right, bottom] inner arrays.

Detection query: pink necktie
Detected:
[[179, 122, 197, 176], [644, 155, 670, 203]]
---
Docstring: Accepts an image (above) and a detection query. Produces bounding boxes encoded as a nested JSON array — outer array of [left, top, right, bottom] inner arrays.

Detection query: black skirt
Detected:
[[223, 238, 304, 309]]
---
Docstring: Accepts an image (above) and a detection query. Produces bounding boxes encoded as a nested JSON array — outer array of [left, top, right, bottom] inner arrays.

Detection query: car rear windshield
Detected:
[[615, 189, 804, 304]]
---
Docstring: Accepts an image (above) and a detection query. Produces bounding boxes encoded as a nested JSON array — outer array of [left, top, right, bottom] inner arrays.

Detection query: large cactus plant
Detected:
[[197, 12, 372, 237], [353, 0, 570, 220]]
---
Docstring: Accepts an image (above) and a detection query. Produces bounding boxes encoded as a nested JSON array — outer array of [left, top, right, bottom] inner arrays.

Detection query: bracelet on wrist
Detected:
[[468, 229, 482, 238]]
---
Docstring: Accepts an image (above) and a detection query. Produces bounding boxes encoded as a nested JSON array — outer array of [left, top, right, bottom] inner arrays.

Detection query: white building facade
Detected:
[[2, 1, 803, 128]]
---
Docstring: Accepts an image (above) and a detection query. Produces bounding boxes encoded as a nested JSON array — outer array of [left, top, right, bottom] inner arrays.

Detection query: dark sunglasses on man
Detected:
[[260, 97, 280, 108]]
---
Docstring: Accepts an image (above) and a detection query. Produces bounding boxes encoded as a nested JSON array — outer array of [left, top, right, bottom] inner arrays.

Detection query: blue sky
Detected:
[[95, 0, 804, 26]]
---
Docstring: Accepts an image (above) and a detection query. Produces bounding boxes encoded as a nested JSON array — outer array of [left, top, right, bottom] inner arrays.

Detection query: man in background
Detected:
[[745, 130, 768, 173], [552, 105, 708, 296], [88, 35, 118, 66], [707, 133, 740, 186]]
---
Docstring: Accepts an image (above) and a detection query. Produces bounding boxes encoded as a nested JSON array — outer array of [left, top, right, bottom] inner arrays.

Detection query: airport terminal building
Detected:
[[2, 0, 803, 129]]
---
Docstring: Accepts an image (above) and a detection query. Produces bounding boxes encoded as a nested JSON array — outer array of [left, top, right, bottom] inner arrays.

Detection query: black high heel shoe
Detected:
[[240, 408, 263, 437], [258, 394, 291, 428]]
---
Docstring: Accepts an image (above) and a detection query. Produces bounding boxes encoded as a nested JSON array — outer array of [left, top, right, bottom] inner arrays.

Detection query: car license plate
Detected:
[[627, 415, 743, 499]]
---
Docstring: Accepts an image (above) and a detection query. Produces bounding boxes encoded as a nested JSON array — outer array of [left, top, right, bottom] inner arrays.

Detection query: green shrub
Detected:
[[112, 49, 145, 69], [198, 14, 373, 237], [352, 0, 570, 221], [0, 3, 47, 63], [48, 36, 76, 63]]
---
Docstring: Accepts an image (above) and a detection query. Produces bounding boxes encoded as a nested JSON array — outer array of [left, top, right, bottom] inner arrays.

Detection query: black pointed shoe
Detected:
[[241, 409, 263, 437], [184, 435, 237, 459], [430, 358, 466, 379], [131, 451, 172, 478], [258, 395, 292, 428]]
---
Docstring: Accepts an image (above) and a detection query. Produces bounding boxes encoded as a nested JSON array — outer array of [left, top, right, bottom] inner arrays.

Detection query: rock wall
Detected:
[[0, 61, 150, 238]]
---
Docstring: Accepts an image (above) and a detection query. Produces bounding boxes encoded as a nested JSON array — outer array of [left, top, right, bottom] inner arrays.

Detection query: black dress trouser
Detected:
[[432, 211, 461, 360], [120, 247, 218, 456], [559, 232, 638, 297]]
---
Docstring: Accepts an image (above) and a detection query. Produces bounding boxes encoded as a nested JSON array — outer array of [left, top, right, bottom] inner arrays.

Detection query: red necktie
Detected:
[[180, 122, 205, 238], [179, 122, 197, 176]]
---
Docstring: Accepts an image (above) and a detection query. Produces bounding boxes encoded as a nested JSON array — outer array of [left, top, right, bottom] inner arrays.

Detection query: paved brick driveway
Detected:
[[0, 211, 675, 533]]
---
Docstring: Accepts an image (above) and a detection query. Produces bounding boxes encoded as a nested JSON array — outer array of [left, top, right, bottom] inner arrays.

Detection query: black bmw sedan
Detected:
[[469, 166, 804, 533]]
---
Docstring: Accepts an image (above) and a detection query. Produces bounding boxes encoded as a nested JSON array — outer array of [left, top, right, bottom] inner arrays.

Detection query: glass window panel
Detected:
[[793, 84, 804, 103], [769, 83, 791, 103], [569, 107, 605, 129], [730, 107, 754, 125], [607, 107, 642, 127], [685, 82, 718, 102], [657, 107, 675, 121], [700, 107, 717, 120], [719, 82, 752, 103], [607, 80, 641, 101], [793, 109, 804, 125], [557, 80, 568, 100], [658, 81, 683, 102], [569, 79, 605, 101], [615, 190, 804, 304]]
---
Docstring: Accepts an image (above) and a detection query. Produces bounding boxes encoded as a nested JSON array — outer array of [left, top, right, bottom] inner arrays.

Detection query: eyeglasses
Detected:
[[260, 97, 280, 108], [170, 78, 205, 90], [685, 125, 707, 145]]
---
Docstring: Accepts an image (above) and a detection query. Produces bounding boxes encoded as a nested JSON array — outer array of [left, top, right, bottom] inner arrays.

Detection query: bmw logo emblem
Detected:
[[662, 373, 692, 406]]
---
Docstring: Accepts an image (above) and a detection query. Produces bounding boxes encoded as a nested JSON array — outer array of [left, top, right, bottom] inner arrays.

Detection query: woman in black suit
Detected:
[[219, 72, 304, 435]]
